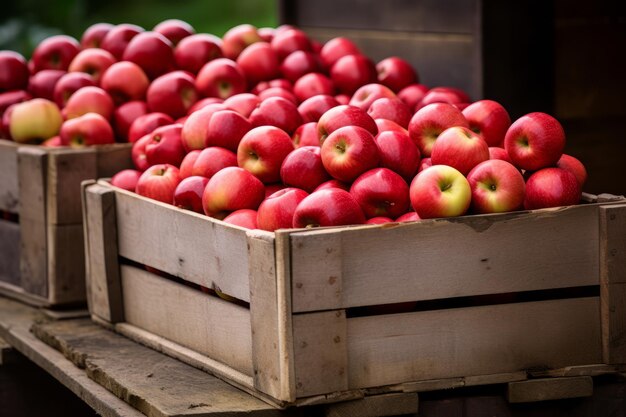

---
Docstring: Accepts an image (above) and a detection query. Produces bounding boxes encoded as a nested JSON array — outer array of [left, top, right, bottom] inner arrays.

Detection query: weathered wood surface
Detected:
[[0, 219, 20, 286], [507, 376, 594, 403], [0, 140, 20, 212]]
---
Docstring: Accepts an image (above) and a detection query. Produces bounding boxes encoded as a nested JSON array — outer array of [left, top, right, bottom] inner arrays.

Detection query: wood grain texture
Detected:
[[0, 219, 20, 286], [290, 204, 601, 312], [323, 392, 417, 417], [95, 144, 133, 178], [346, 298, 602, 389], [0, 140, 20, 212], [84, 183, 123, 323], [507, 376, 593, 403], [120, 264, 254, 377], [46, 223, 86, 305]]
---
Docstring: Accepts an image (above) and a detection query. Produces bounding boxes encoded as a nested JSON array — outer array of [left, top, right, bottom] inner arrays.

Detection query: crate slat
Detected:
[[507, 376, 593, 403], [0, 219, 20, 286], [47, 223, 85, 304], [0, 140, 19, 212]]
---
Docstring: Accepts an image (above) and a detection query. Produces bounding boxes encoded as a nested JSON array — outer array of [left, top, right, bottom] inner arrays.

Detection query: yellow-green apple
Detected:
[[467, 159, 525, 214], [221, 24, 262, 60], [188, 97, 224, 114], [122, 31, 174, 79], [31, 35, 80, 72], [80, 23, 114, 49], [110, 169, 142, 191], [376, 56, 418, 92], [131, 134, 151, 171], [320, 125, 380, 182], [270, 28, 312, 60], [293, 72, 334, 102], [59, 112, 115, 147], [280, 50, 321, 83], [223, 209, 258, 229], [196, 58, 246, 99], [292, 122, 321, 147], [237, 125, 294, 183], [100, 23, 144, 60], [488, 146, 514, 164], [67, 48, 115, 83], [153, 19, 195, 46], [397, 83, 429, 110], [396, 211, 420, 222], [190, 146, 237, 178], [293, 188, 365, 227], [146, 70, 198, 119], [430, 126, 489, 175], [462, 99, 511, 147], [317, 104, 378, 144], [145, 123, 185, 166], [63, 86, 114, 120], [223, 93, 260, 117], [0, 51, 29, 91], [202, 166, 265, 219], [350, 167, 410, 218], [556, 154, 587, 188], [257, 86, 297, 104], [113, 100, 148, 140], [330, 54, 377, 95], [408, 102, 469, 157], [174, 33, 223, 74], [100, 61, 150, 104], [418, 86, 470, 109], [298, 94, 340, 123], [320, 37, 360, 70], [179, 150, 200, 179], [173, 175, 209, 213], [9, 98, 62, 143], [504, 112, 566, 171], [367, 97, 411, 128], [257, 187, 309, 231], [410, 165, 471, 219], [204, 109, 252, 151], [314, 179, 351, 192], [180, 103, 225, 151], [280, 146, 330, 192], [349, 83, 396, 110], [374, 118, 407, 134], [236, 42, 279, 85], [128, 112, 174, 143], [53, 72, 96, 107], [524, 167, 581, 210], [418, 157, 432, 173], [28, 69, 65, 100], [136, 163, 181, 204], [249, 96, 302, 135], [375, 130, 420, 181], [366, 216, 393, 224]]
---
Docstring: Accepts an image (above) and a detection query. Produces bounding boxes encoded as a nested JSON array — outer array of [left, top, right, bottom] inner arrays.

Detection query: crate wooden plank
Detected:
[[47, 223, 85, 305], [84, 183, 123, 323], [346, 297, 602, 389], [112, 183, 251, 302], [0, 140, 20, 212], [323, 392, 418, 417], [291, 204, 601, 312], [95, 144, 133, 179], [507, 376, 593, 403], [0, 218, 20, 286], [600, 204, 626, 364], [120, 264, 254, 377], [18, 147, 48, 297]]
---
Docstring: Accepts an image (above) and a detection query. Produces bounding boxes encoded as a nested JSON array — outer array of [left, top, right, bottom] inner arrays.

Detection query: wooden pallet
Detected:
[[0, 140, 132, 307], [83, 180, 626, 407]]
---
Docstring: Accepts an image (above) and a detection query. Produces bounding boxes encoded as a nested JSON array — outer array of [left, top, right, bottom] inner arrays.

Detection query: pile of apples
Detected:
[[0, 21, 587, 231]]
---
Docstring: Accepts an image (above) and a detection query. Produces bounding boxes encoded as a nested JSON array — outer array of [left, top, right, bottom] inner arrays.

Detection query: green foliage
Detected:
[[0, 0, 278, 56]]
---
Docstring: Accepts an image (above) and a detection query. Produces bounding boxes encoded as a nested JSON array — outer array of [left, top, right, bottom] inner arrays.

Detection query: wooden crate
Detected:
[[83, 180, 626, 407], [0, 140, 132, 307]]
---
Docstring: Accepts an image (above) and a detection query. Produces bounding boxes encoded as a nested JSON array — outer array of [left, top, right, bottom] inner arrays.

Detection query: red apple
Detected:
[[188, 97, 224, 114], [144, 123, 185, 166], [320, 37, 361, 69], [27, 69, 66, 100], [191, 146, 238, 178], [223, 209, 258, 229], [128, 112, 174, 143], [136, 163, 181, 204], [113, 100, 148, 141], [257, 187, 309, 231], [180, 103, 225, 151], [195, 58, 246, 99], [258, 27, 276, 42], [488, 146, 514, 164], [237, 125, 294, 183], [153, 19, 195, 46], [418, 157, 432, 173], [462, 100, 511, 147], [335, 94, 350, 105], [31, 35, 80, 72], [221, 24, 262, 60], [9, 98, 62, 143], [280, 146, 330, 192], [292, 122, 321, 148], [317, 104, 378, 144], [0, 90, 31, 118], [376, 56, 418, 92], [100, 61, 150, 104], [430, 126, 489, 175], [375, 130, 420, 181], [122, 31, 174, 79], [293, 72, 335, 102], [257, 86, 297, 104], [52, 72, 96, 107], [524, 167, 581, 210], [408, 102, 469, 157], [504, 112, 566, 171], [204, 109, 252, 151], [251, 78, 293, 94], [467, 159, 526, 213], [280, 50, 321, 83], [223, 93, 260, 117], [202, 166, 265, 219], [314, 179, 351, 192], [131, 134, 152, 171], [179, 150, 200, 179], [100, 24, 144, 59], [146, 70, 198, 119], [366, 217, 393, 225], [270, 28, 311, 60], [321, 125, 380, 182], [237, 42, 280, 85], [110, 169, 142, 191], [67, 48, 116, 83], [350, 167, 410, 218], [349, 83, 396, 110], [59, 112, 115, 147], [410, 165, 471, 218], [63, 86, 114, 120], [174, 33, 223, 74], [41, 135, 62, 147], [173, 175, 208, 213], [418, 86, 470, 108], [293, 188, 365, 228], [375, 118, 407, 134], [397, 83, 429, 110], [396, 211, 420, 222], [556, 154, 587, 188], [80, 23, 114, 49], [367, 97, 411, 128], [0, 51, 29, 91], [249, 96, 302, 135], [330, 54, 377, 95], [298, 94, 340, 123]]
